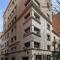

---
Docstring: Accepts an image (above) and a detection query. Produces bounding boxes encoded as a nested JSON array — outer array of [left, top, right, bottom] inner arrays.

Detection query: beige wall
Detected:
[[0, 0, 60, 60]]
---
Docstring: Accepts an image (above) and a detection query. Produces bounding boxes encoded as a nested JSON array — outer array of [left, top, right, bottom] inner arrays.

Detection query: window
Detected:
[[5, 50, 7, 53], [22, 57, 28, 60], [47, 13, 50, 21], [5, 57, 8, 60], [11, 57, 15, 60], [5, 35, 6, 40], [34, 0, 40, 7], [11, 47, 16, 52], [25, 27, 30, 33], [47, 2, 50, 11], [34, 12, 40, 20], [1, 51, 3, 54], [7, 33, 9, 38], [11, 38, 13, 42], [24, 27, 31, 37], [52, 37, 57, 46], [54, 37, 56, 40], [34, 27, 40, 34], [47, 34, 50, 41], [11, 26, 16, 33], [14, 25, 16, 29], [11, 36, 16, 43], [47, 45, 50, 51], [34, 42, 40, 48], [12, 1, 14, 5], [13, 17, 16, 22], [11, 10, 14, 17], [9, 12, 14, 20], [8, 9, 16, 23], [24, 12, 30, 19], [36, 55, 42, 60], [47, 13, 50, 20], [11, 28, 13, 32], [47, 23, 50, 30], [7, 41, 9, 46], [34, 12, 41, 24], [1, 57, 4, 60], [7, 49, 8, 52], [14, 36, 16, 41], [5, 42, 7, 47], [25, 42, 30, 48], [58, 44, 60, 51], [34, 27, 41, 37], [25, 0, 31, 6], [43, 55, 47, 60], [47, 55, 51, 60]]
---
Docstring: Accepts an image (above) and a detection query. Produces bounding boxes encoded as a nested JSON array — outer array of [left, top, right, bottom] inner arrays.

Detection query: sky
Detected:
[[0, 0, 9, 32], [52, 0, 60, 13], [0, 0, 59, 32]]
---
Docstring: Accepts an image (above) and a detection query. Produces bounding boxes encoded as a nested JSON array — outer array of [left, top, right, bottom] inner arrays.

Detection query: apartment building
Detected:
[[52, 13, 60, 35], [0, 0, 60, 60], [51, 30, 60, 60]]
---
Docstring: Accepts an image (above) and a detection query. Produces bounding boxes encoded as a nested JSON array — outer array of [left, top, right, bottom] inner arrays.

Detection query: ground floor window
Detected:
[[1, 57, 4, 60], [36, 55, 51, 60], [36, 55, 42, 60], [47, 55, 51, 60], [43, 55, 47, 60], [5, 57, 8, 60], [11, 57, 15, 60], [22, 57, 29, 60]]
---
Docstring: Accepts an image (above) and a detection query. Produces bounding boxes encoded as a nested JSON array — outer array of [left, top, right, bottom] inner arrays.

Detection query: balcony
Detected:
[[24, 25, 41, 38], [25, 0, 31, 6], [34, 12, 41, 24], [24, 32, 31, 37], [8, 16, 16, 29], [34, 42, 40, 48], [11, 47, 16, 53], [4, 52, 9, 56], [34, 0, 40, 7], [24, 32, 41, 38]]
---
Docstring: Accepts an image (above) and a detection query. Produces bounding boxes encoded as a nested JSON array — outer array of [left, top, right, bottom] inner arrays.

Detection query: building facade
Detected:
[[52, 13, 60, 35], [0, 0, 60, 60]]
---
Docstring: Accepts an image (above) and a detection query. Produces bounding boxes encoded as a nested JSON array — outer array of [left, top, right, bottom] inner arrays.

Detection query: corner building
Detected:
[[0, 0, 60, 60]]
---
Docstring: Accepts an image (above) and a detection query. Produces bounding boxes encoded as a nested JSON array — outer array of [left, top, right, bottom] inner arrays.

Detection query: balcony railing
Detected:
[[25, 0, 31, 6], [24, 32, 41, 38], [34, 0, 40, 7]]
